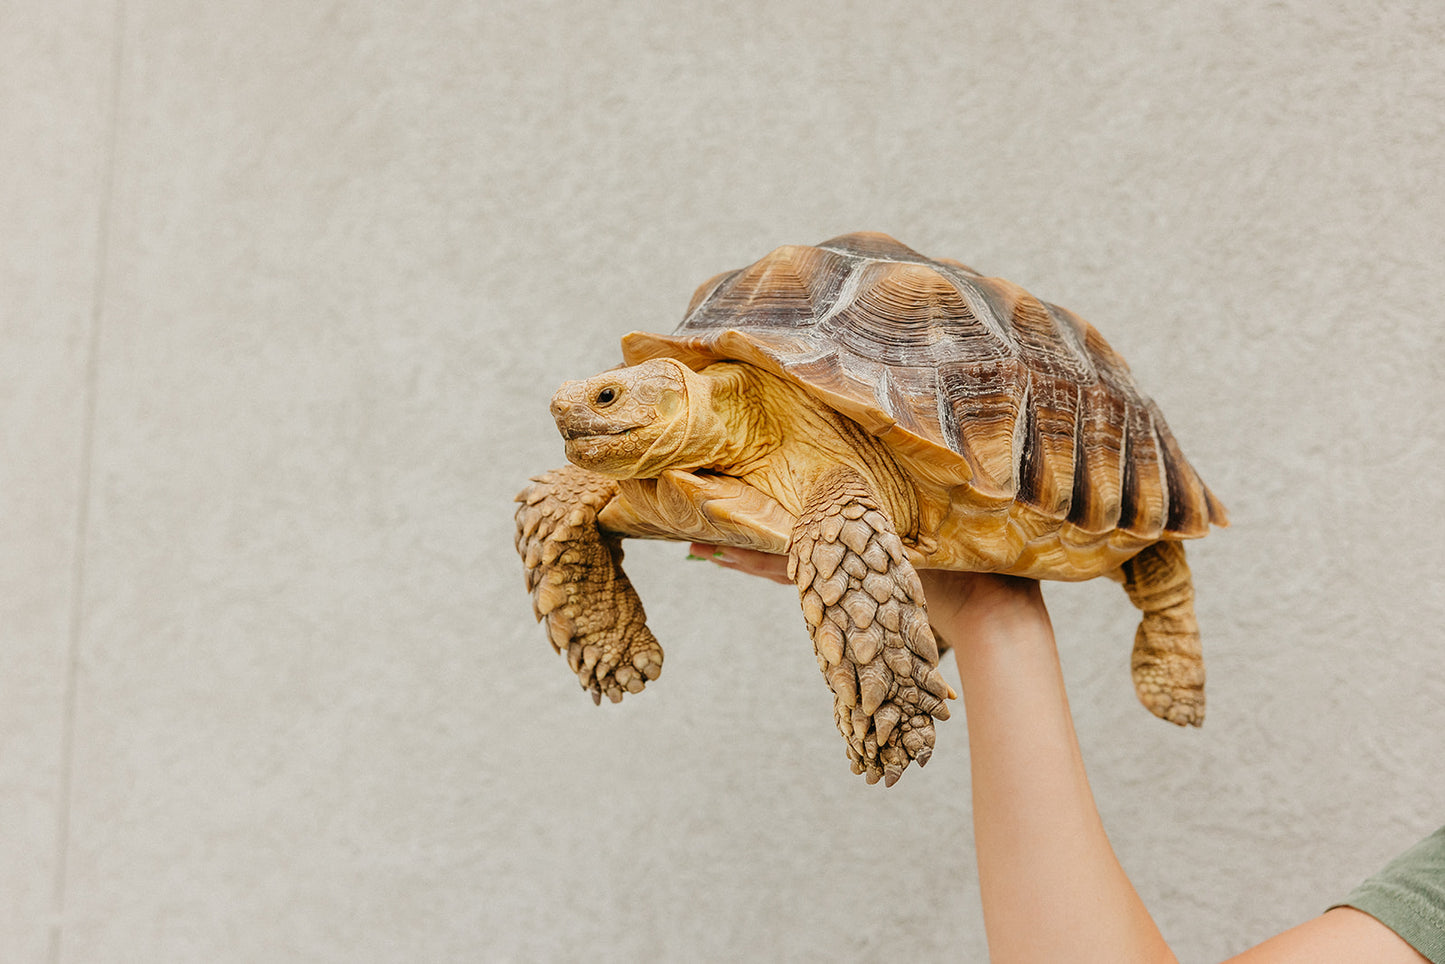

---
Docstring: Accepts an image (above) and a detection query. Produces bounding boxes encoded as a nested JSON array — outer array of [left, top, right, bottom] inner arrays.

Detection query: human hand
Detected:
[[687, 543, 792, 584]]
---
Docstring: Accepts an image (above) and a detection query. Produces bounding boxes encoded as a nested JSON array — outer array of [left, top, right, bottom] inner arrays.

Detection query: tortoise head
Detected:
[[551, 357, 708, 478]]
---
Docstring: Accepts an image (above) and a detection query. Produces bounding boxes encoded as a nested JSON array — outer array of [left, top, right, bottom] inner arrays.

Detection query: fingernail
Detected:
[[712, 549, 726, 559], [686, 553, 704, 561]]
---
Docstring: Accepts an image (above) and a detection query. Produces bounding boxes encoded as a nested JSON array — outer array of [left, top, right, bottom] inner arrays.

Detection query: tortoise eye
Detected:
[[595, 387, 617, 406]]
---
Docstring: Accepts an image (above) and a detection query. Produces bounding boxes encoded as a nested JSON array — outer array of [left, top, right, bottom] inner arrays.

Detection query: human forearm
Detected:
[[946, 579, 1177, 964]]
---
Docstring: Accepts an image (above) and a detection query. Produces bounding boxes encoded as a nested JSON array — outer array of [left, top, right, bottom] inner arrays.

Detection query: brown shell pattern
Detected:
[[622, 232, 1226, 542]]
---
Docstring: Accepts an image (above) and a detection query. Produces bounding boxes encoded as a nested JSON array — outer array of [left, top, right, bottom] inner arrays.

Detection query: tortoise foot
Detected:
[[1132, 647, 1205, 727], [1123, 541, 1205, 727], [791, 468, 950, 786], [516, 465, 663, 704]]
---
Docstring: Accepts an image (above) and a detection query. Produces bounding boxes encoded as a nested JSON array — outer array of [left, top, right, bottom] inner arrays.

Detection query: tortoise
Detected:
[[515, 232, 1226, 787]]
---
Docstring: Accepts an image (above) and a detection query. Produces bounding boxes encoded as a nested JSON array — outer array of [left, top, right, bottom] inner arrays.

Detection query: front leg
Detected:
[[790, 468, 953, 786], [515, 464, 664, 704]]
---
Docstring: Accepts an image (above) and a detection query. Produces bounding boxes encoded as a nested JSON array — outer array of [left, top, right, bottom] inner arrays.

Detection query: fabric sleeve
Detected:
[[1332, 825, 1445, 964]]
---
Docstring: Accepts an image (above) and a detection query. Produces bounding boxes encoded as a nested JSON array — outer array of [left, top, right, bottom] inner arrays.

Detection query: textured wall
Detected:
[[5, 1, 1443, 960]]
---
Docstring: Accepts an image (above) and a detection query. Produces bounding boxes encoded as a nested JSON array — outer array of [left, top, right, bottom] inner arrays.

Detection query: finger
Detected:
[[714, 547, 792, 582], [687, 543, 792, 585]]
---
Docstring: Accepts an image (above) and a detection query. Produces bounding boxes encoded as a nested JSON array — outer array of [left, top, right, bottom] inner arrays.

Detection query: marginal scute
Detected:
[[1151, 402, 1211, 538]]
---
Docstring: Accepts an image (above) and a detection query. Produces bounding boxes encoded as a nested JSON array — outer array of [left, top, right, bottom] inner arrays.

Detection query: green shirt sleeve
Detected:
[[1334, 825, 1445, 964]]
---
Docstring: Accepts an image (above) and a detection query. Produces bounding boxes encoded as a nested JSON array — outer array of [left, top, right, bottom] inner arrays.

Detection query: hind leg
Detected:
[[790, 468, 953, 786], [515, 465, 664, 704], [1121, 540, 1204, 726]]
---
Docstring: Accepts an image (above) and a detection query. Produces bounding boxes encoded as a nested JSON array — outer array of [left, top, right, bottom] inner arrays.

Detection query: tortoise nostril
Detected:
[[549, 394, 574, 419]]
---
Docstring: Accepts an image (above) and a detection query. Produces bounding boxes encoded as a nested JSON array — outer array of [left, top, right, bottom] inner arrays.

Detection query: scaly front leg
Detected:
[[515, 465, 664, 704], [790, 467, 953, 786]]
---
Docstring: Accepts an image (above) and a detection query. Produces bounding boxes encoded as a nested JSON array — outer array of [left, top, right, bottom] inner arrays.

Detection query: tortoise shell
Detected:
[[621, 232, 1226, 578]]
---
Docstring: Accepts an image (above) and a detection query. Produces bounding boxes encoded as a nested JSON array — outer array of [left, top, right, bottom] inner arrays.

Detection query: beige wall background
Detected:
[[5, 1, 1443, 960]]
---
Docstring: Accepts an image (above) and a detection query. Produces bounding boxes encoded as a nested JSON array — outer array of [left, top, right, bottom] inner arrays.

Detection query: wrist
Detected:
[[921, 572, 1049, 650]]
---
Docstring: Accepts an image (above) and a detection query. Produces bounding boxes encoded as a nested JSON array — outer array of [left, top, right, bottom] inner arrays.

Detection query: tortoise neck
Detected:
[[699, 363, 919, 539], [678, 363, 782, 474]]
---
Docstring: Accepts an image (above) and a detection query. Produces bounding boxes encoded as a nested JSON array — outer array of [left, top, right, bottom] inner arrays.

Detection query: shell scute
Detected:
[[819, 261, 998, 369], [1117, 403, 1168, 540], [874, 366, 942, 443], [1067, 385, 1127, 534], [1017, 371, 1082, 517], [937, 355, 1028, 496], [1009, 296, 1094, 384], [687, 246, 851, 333]]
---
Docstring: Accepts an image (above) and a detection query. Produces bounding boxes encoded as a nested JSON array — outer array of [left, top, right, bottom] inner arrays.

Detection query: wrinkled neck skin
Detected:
[[612, 361, 769, 478], [693, 363, 919, 538]]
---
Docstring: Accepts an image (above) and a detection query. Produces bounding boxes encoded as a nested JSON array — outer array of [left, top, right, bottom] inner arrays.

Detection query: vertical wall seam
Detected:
[[49, 2, 126, 961]]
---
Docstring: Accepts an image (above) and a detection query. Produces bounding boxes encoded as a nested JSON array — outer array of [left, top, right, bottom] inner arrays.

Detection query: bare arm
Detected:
[[932, 571, 1177, 964], [697, 544, 1168, 959], [694, 546, 1428, 964], [1224, 908, 1427, 963], [928, 572, 1426, 964]]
